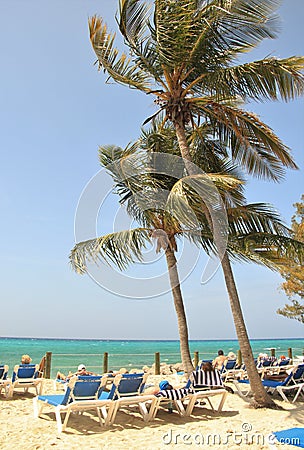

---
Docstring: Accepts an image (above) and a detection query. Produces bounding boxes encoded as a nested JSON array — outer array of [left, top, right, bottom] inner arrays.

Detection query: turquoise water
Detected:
[[0, 337, 303, 378]]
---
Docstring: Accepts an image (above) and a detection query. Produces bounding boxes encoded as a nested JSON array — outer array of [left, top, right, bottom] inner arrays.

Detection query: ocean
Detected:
[[1, 337, 303, 378]]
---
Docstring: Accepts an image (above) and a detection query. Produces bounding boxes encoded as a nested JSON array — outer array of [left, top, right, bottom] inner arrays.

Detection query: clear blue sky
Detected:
[[0, 1, 303, 340]]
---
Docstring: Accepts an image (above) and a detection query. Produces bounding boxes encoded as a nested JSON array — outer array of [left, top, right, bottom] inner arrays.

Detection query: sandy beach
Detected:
[[0, 375, 303, 450]]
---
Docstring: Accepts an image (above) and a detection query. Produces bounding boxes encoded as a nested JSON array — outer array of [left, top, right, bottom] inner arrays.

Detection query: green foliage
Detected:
[[89, 0, 304, 181], [277, 195, 304, 323]]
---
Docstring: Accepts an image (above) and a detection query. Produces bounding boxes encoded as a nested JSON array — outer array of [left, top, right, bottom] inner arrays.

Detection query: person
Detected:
[[227, 352, 237, 360], [212, 350, 227, 370], [21, 354, 32, 364], [196, 362, 234, 393], [56, 364, 94, 381]]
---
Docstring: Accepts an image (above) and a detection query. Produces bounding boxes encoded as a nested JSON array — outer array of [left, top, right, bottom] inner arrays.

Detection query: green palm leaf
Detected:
[[70, 228, 151, 274], [89, 15, 152, 90], [199, 101, 298, 178]]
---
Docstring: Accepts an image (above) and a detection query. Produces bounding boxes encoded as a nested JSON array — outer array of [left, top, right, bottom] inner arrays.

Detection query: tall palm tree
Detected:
[[71, 143, 244, 375], [88, 0, 304, 406]]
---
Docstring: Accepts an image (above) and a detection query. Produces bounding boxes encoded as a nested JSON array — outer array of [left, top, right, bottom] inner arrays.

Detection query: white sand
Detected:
[[0, 376, 303, 450]]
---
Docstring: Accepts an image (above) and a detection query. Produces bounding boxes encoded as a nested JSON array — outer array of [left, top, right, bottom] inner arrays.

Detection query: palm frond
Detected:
[[194, 57, 304, 102], [89, 15, 152, 91], [199, 101, 298, 179], [228, 233, 304, 269], [227, 203, 290, 236], [70, 228, 151, 273]]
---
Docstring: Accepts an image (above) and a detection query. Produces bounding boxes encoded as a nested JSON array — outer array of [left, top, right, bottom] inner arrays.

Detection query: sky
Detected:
[[0, 0, 303, 340]]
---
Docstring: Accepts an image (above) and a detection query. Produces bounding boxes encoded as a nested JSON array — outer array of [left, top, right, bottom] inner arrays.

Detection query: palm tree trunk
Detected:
[[221, 252, 275, 407], [174, 118, 276, 407], [165, 246, 194, 376]]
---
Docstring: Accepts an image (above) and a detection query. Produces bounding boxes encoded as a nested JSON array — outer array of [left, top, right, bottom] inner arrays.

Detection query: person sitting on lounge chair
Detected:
[[21, 354, 32, 364], [56, 364, 95, 381], [212, 350, 227, 370]]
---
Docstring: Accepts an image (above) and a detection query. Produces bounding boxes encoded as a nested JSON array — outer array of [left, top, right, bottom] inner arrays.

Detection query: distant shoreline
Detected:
[[0, 336, 303, 342]]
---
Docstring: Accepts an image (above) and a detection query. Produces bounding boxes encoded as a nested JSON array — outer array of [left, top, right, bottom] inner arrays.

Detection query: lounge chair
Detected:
[[257, 357, 277, 369], [184, 368, 228, 416], [7, 364, 43, 398], [149, 369, 228, 419], [148, 387, 194, 418], [233, 364, 304, 403], [33, 375, 113, 433], [220, 359, 245, 381], [0, 365, 9, 396], [98, 372, 158, 425]]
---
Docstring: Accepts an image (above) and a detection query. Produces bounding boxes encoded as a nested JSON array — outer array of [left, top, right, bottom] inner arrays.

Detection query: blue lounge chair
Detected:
[[33, 375, 113, 433], [220, 359, 245, 381], [0, 365, 9, 396], [7, 364, 43, 398], [98, 372, 158, 425], [270, 428, 304, 448], [233, 364, 304, 403]]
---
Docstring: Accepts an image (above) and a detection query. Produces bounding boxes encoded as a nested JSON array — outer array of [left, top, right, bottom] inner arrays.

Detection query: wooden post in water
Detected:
[[103, 352, 108, 374], [194, 351, 199, 369], [237, 350, 242, 367], [44, 352, 52, 379], [288, 347, 293, 362], [155, 352, 160, 375], [270, 348, 275, 357]]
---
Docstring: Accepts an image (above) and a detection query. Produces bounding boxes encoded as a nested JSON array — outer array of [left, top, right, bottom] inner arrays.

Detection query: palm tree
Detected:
[[71, 142, 244, 375], [70, 141, 304, 382], [88, 0, 304, 406]]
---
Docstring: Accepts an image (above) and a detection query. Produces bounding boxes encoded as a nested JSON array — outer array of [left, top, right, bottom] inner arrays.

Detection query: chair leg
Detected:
[[7, 384, 14, 398], [185, 396, 196, 416], [232, 381, 251, 399], [276, 387, 290, 403], [33, 397, 39, 418], [96, 407, 105, 427], [217, 391, 228, 412], [147, 397, 161, 421], [138, 401, 149, 421], [174, 399, 186, 416], [295, 385, 304, 402], [104, 402, 118, 426], [62, 408, 72, 432], [55, 408, 63, 433]]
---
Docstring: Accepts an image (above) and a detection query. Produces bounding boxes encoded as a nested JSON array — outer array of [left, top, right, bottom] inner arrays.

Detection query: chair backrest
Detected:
[[257, 357, 277, 368], [64, 376, 106, 405], [0, 365, 9, 380], [291, 364, 304, 383], [278, 358, 290, 367], [190, 369, 223, 390], [223, 359, 237, 371], [108, 373, 147, 400], [12, 364, 39, 382]]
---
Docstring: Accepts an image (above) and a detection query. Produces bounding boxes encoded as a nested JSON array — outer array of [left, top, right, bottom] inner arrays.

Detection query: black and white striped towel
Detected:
[[156, 388, 193, 400], [191, 369, 223, 389]]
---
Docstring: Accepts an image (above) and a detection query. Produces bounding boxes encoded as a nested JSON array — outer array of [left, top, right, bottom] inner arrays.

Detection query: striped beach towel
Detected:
[[156, 388, 193, 400], [191, 369, 223, 389]]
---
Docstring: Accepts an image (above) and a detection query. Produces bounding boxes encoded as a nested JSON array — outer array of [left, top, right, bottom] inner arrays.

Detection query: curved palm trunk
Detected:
[[165, 246, 194, 376], [174, 119, 276, 407], [221, 253, 275, 407]]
